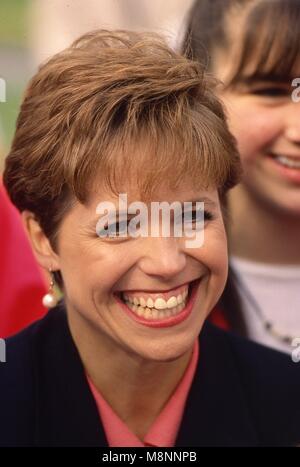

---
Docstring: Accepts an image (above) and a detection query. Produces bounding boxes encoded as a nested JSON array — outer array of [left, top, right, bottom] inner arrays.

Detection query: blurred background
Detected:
[[0, 0, 194, 170]]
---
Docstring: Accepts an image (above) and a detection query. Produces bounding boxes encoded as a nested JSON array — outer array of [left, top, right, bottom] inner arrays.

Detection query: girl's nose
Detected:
[[138, 237, 187, 280], [285, 105, 300, 144]]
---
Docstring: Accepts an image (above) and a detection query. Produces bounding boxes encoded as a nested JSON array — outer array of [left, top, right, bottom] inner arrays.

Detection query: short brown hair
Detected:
[[4, 29, 240, 259]]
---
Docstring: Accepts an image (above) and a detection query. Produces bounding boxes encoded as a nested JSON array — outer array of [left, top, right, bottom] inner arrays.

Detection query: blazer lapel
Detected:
[[176, 323, 259, 446], [33, 304, 108, 446]]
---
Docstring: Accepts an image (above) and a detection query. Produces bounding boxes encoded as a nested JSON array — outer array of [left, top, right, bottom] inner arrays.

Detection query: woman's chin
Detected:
[[128, 335, 198, 364]]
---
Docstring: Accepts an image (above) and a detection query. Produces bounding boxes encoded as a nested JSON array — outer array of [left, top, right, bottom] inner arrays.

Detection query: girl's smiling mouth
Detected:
[[113, 278, 202, 328], [266, 151, 300, 184]]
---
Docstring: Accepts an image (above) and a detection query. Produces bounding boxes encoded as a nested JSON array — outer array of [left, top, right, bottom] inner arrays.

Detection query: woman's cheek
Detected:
[[200, 231, 228, 313], [201, 225, 228, 280]]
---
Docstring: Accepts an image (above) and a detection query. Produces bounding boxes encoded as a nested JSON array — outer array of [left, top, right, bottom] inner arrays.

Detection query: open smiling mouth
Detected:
[[114, 278, 201, 328], [269, 152, 300, 170]]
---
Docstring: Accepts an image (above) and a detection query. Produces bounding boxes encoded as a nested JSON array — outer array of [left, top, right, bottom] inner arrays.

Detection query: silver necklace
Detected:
[[232, 270, 298, 346]]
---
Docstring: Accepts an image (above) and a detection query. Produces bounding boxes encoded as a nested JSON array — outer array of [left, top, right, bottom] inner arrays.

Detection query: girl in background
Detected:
[[184, 0, 300, 353]]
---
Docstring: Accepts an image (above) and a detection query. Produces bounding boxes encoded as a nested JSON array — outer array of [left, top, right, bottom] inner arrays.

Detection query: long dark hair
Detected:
[[183, 0, 300, 87]]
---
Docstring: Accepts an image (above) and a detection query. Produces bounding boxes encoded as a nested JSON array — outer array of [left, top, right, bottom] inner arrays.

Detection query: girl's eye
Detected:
[[250, 87, 290, 97]]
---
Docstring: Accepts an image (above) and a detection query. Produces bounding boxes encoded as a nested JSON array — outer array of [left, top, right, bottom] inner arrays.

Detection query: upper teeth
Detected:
[[123, 288, 188, 310], [275, 155, 300, 169]]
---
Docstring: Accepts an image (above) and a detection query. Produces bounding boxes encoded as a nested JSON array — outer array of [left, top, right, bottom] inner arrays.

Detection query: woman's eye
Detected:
[[181, 209, 213, 225], [99, 220, 129, 238], [98, 210, 215, 238]]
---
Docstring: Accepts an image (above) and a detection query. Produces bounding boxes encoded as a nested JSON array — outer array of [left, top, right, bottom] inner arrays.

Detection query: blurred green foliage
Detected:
[[0, 0, 29, 46], [1, 86, 22, 147], [0, 0, 29, 166]]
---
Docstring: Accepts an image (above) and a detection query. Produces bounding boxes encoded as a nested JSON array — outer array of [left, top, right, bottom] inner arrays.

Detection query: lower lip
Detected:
[[267, 154, 300, 184], [114, 280, 200, 329]]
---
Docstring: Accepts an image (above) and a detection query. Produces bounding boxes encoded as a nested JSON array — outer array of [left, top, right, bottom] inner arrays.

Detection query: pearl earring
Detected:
[[42, 268, 58, 308]]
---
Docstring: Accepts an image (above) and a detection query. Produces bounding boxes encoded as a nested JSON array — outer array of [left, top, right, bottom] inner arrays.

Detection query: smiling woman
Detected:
[[1, 29, 300, 447]]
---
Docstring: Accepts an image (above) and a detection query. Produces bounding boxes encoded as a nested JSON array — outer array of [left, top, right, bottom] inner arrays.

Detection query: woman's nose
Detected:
[[138, 237, 186, 280]]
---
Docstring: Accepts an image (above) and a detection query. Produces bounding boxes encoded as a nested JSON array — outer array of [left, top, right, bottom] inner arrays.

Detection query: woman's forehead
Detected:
[[87, 179, 219, 207], [85, 141, 222, 205]]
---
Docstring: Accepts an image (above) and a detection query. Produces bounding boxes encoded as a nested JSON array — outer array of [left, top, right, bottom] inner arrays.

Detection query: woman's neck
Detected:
[[67, 307, 193, 439], [227, 184, 300, 265]]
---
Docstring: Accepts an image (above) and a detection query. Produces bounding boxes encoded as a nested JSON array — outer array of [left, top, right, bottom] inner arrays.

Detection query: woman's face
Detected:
[[53, 180, 228, 362], [214, 49, 300, 215]]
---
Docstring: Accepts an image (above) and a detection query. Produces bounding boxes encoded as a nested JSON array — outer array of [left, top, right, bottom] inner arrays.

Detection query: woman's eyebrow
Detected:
[[87, 211, 134, 227], [183, 197, 217, 208]]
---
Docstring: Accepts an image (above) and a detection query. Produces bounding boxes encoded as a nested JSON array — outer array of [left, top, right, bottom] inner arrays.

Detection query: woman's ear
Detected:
[[21, 210, 60, 271]]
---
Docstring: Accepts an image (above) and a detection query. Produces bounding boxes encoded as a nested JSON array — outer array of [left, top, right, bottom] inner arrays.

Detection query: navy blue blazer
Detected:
[[1, 301, 300, 447]]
